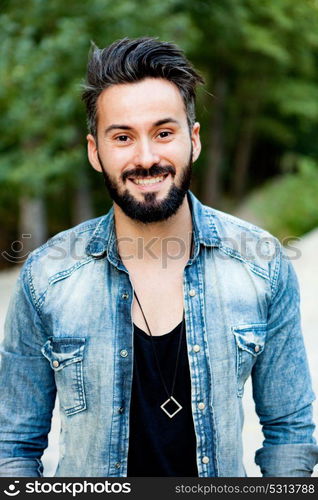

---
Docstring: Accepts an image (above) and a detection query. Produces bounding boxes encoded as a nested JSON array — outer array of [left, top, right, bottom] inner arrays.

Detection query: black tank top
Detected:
[[127, 320, 198, 477]]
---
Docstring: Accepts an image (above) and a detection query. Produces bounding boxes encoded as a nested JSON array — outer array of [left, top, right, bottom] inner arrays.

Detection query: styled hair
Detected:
[[82, 37, 204, 138]]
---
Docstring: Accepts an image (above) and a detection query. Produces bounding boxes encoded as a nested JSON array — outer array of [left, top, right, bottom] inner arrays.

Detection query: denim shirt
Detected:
[[0, 191, 317, 477]]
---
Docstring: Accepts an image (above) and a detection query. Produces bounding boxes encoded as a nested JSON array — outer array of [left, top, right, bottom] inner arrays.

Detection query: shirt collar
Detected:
[[187, 190, 220, 248], [85, 191, 220, 266], [85, 207, 116, 259]]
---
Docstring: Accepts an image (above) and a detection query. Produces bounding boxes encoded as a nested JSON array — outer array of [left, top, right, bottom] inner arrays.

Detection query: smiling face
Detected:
[[87, 77, 201, 223]]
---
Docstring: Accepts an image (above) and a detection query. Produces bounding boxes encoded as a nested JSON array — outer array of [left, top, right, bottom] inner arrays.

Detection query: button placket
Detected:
[[107, 280, 133, 478], [184, 270, 216, 477]]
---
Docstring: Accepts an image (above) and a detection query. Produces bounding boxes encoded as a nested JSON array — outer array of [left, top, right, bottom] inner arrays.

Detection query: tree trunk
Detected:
[[232, 112, 257, 201], [71, 172, 94, 226], [19, 196, 48, 254], [202, 73, 228, 208]]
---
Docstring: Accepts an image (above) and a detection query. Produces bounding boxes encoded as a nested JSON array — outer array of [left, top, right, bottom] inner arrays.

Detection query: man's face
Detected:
[[87, 77, 201, 223]]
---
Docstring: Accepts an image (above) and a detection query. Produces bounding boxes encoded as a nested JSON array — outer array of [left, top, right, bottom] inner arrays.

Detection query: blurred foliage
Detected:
[[0, 0, 193, 199], [1, 0, 318, 262], [241, 156, 318, 239]]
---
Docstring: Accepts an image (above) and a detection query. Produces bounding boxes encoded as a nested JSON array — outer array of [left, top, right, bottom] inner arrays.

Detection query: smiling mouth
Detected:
[[128, 173, 169, 185]]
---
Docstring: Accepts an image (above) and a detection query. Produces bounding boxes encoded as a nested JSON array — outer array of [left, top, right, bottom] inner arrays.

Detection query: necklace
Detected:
[[133, 290, 185, 419]]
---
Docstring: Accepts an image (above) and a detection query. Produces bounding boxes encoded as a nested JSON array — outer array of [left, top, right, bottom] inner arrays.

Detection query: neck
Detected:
[[114, 195, 193, 264]]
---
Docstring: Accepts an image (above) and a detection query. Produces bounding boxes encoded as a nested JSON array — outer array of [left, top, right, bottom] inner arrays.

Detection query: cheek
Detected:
[[100, 145, 131, 169], [162, 141, 191, 163]]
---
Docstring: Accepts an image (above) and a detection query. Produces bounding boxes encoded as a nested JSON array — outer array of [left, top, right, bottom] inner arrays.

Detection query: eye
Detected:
[[115, 135, 130, 142], [158, 131, 172, 139]]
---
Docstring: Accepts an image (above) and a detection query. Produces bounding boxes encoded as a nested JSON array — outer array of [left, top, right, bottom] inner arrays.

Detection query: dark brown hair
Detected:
[[82, 37, 204, 138]]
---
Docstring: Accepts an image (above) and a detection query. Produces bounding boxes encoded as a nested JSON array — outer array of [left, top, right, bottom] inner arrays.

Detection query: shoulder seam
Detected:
[[270, 244, 283, 300], [23, 257, 51, 336], [218, 245, 270, 281], [30, 217, 105, 259], [209, 210, 266, 237]]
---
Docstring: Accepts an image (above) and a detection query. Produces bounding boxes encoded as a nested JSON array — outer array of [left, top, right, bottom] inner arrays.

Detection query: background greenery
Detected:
[[1, 0, 318, 267]]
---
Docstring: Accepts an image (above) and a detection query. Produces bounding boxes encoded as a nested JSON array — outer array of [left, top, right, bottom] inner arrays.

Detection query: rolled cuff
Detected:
[[255, 443, 318, 477], [0, 457, 43, 477]]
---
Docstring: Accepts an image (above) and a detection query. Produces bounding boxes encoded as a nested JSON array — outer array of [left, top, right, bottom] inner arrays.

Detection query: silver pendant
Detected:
[[160, 396, 183, 418]]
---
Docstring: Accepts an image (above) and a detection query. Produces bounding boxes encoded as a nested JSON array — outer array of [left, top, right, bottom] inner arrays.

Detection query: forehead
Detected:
[[96, 78, 187, 128]]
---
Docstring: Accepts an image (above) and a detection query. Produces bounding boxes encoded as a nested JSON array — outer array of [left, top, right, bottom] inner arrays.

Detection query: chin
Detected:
[[116, 184, 187, 223]]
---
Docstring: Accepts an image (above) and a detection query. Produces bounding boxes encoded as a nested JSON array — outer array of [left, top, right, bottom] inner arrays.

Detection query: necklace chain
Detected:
[[133, 291, 184, 417]]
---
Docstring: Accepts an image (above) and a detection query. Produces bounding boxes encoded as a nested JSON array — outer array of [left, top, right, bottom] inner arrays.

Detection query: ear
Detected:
[[87, 134, 103, 173], [191, 122, 201, 163]]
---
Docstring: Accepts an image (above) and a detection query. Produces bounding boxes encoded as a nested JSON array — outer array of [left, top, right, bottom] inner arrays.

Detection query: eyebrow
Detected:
[[104, 118, 180, 136], [154, 118, 180, 127]]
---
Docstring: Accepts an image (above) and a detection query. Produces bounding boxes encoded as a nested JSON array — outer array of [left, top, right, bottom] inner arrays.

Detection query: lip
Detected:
[[127, 173, 170, 191]]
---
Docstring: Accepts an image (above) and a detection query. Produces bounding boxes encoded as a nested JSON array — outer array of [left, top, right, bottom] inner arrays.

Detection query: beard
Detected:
[[97, 150, 192, 223]]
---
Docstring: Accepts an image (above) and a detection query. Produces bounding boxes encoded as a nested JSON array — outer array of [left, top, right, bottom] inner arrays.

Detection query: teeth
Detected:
[[133, 176, 165, 185]]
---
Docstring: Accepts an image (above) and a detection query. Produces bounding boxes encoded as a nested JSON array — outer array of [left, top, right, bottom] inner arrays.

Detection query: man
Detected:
[[0, 37, 317, 477]]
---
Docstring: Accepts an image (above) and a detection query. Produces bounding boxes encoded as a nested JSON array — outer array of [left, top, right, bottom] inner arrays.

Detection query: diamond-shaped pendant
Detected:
[[160, 396, 183, 418]]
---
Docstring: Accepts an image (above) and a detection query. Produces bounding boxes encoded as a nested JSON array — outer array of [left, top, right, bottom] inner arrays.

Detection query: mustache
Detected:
[[122, 164, 175, 182]]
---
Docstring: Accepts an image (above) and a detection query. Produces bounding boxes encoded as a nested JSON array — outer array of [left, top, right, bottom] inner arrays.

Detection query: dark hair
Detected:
[[82, 37, 204, 138]]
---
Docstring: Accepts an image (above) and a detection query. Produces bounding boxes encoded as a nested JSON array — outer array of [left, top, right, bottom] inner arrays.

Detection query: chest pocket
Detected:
[[41, 337, 87, 416], [232, 324, 267, 397]]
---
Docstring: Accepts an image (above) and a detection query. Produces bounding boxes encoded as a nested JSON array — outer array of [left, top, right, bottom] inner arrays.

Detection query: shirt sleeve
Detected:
[[0, 259, 56, 477], [252, 244, 318, 476]]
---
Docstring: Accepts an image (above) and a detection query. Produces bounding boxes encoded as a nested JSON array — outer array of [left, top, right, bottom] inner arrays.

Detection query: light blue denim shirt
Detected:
[[0, 191, 317, 477]]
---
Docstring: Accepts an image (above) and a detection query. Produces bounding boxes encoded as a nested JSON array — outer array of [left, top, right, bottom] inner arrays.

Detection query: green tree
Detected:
[[178, 0, 318, 206], [0, 0, 190, 256]]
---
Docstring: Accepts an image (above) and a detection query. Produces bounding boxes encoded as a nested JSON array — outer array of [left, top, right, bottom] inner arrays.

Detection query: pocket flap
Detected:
[[41, 337, 86, 371], [232, 324, 267, 357]]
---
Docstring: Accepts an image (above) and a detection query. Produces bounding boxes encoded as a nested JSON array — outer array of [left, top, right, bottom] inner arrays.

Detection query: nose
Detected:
[[133, 138, 160, 169]]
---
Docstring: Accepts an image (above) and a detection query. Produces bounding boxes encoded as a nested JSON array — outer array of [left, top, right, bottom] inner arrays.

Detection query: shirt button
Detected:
[[202, 456, 209, 464], [118, 407, 125, 414], [115, 462, 121, 469], [189, 289, 196, 297], [52, 360, 59, 368], [198, 402, 205, 410], [254, 345, 260, 353], [120, 349, 128, 358], [193, 344, 200, 353], [122, 293, 129, 300]]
